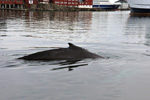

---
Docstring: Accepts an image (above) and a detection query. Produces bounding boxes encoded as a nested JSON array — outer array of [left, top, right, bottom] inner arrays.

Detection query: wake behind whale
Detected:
[[18, 43, 103, 61]]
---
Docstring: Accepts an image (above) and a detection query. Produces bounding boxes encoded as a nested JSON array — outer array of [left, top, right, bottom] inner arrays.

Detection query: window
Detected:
[[55, 1, 59, 3], [79, 0, 84, 2]]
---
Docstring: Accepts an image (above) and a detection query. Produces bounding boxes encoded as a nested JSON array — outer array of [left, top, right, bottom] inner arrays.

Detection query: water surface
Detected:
[[0, 10, 150, 100]]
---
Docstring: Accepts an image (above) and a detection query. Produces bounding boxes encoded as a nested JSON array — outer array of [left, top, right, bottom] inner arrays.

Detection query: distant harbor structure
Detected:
[[0, 0, 128, 10], [117, 0, 128, 10]]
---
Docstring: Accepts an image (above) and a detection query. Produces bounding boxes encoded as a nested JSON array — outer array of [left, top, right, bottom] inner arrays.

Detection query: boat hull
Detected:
[[93, 5, 120, 10], [100, 5, 120, 9], [130, 7, 150, 13]]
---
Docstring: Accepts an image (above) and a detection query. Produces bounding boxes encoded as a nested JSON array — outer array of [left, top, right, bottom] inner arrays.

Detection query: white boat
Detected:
[[127, 0, 150, 13], [93, 0, 121, 10]]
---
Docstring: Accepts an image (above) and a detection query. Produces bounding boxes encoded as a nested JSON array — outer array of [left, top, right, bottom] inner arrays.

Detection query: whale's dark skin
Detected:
[[18, 43, 103, 60]]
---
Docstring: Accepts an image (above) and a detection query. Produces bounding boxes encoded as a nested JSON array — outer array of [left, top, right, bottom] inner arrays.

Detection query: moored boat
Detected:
[[93, 0, 121, 10], [127, 0, 150, 14]]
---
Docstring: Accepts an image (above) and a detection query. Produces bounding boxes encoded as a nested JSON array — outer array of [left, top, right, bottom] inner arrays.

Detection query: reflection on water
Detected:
[[51, 63, 88, 71], [1, 10, 150, 100], [126, 16, 150, 46], [0, 10, 93, 43], [19, 59, 88, 71]]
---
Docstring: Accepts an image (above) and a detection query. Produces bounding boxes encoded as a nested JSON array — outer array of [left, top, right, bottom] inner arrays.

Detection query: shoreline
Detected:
[[0, 3, 129, 12], [0, 8, 130, 12]]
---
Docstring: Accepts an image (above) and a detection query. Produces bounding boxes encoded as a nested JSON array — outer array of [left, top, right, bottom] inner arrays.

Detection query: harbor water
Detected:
[[0, 10, 150, 100]]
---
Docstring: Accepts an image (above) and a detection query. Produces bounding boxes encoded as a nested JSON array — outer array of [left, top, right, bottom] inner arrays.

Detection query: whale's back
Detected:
[[19, 43, 102, 60]]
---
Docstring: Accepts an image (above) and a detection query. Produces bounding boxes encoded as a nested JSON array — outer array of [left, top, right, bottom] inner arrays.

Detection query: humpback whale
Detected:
[[18, 43, 103, 60]]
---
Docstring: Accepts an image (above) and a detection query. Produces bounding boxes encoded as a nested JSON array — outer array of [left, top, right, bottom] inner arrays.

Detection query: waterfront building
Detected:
[[0, 0, 24, 9], [0, 0, 93, 9], [0, 0, 40, 9], [51, 0, 93, 8]]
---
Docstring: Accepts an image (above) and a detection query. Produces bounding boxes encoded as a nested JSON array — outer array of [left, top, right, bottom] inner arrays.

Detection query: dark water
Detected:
[[0, 10, 150, 100]]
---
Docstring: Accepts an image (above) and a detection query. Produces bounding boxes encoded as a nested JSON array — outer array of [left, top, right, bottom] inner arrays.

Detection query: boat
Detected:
[[93, 0, 121, 10], [127, 0, 150, 13]]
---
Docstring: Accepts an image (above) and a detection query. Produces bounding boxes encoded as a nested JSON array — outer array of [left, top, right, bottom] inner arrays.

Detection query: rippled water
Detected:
[[0, 10, 150, 100]]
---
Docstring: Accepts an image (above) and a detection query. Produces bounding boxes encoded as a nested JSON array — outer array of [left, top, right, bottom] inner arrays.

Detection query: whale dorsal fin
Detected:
[[68, 43, 82, 49]]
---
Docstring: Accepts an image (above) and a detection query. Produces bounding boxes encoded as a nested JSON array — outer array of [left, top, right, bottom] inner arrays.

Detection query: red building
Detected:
[[0, 0, 92, 9], [0, 0, 24, 4], [51, 0, 93, 8], [25, 0, 38, 8], [0, 0, 39, 9], [38, 0, 49, 4], [78, 0, 93, 8], [0, 0, 24, 9]]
